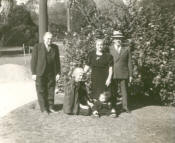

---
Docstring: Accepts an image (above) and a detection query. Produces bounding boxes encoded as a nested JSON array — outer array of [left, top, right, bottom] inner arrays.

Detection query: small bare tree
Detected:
[[0, 0, 13, 24]]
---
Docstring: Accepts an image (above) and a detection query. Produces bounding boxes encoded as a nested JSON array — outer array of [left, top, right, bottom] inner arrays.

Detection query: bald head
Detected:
[[43, 32, 53, 46]]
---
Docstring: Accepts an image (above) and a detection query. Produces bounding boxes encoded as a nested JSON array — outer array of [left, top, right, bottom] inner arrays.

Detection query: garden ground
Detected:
[[0, 51, 175, 143]]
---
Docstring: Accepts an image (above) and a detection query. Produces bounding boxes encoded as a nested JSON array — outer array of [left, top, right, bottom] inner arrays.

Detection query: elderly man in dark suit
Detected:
[[109, 31, 133, 114], [31, 32, 61, 113]]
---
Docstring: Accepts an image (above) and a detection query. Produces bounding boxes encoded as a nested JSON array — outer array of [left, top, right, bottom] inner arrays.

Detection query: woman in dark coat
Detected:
[[84, 33, 113, 100]]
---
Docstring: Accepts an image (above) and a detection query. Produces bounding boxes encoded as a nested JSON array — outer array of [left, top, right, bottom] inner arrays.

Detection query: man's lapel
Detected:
[[119, 46, 125, 57], [50, 44, 55, 56], [111, 45, 120, 62], [115, 46, 126, 63], [113, 45, 122, 62], [41, 43, 47, 54]]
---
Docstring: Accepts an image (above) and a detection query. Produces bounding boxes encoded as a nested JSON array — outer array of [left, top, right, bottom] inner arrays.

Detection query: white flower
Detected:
[[160, 64, 164, 68], [168, 71, 173, 75], [162, 52, 168, 55], [146, 41, 150, 45], [163, 61, 167, 64], [156, 75, 161, 79]]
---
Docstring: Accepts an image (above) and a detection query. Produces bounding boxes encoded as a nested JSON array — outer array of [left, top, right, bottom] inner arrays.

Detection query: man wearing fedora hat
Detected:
[[109, 30, 133, 114]]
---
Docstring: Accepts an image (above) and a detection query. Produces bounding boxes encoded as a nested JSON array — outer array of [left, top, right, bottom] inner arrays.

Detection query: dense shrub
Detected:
[[0, 5, 38, 46], [63, 0, 175, 106], [49, 23, 67, 40], [128, 0, 175, 105], [70, 0, 97, 32]]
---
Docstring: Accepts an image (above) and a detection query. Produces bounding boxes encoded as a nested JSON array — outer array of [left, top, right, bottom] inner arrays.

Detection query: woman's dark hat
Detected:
[[94, 30, 105, 39], [111, 30, 124, 38]]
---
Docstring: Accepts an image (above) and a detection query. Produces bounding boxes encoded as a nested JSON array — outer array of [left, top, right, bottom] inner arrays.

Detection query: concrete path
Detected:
[[0, 81, 37, 118]]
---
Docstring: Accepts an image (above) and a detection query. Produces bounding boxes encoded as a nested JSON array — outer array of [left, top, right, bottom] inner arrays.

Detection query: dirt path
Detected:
[[0, 64, 37, 118], [0, 81, 37, 118]]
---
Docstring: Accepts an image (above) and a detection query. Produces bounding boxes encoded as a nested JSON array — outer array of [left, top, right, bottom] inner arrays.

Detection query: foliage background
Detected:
[[0, 5, 38, 46], [63, 0, 175, 106], [0, 0, 67, 46], [0, 0, 174, 105]]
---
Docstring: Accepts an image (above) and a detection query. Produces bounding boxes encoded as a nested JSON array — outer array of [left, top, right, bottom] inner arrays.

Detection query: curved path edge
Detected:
[[0, 81, 37, 118]]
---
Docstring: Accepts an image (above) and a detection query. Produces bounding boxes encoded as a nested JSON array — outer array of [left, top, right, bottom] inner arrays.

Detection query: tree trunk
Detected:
[[39, 0, 48, 42], [65, 0, 71, 32]]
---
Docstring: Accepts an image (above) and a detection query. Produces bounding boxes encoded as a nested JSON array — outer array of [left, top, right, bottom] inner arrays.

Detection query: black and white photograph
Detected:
[[0, 0, 175, 143]]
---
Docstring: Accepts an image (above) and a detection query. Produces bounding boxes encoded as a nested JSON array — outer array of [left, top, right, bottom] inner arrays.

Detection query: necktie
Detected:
[[117, 46, 121, 53]]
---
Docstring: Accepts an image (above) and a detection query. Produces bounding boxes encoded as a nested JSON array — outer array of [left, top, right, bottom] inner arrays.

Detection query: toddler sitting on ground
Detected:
[[90, 91, 116, 117]]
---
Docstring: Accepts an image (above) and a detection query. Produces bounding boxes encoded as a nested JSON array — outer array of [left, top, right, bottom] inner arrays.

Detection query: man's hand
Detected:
[[56, 74, 60, 81], [105, 78, 111, 87], [32, 75, 36, 81], [129, 76, 133, 83]]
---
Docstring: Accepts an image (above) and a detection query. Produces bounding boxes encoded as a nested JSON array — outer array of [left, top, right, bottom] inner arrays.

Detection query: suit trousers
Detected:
[[111, 79, 128, 110], [35, 74, 55, 112]]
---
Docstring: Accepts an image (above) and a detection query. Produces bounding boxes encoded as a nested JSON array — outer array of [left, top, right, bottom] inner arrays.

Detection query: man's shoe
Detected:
[[110, 113, 117, 118], [122, 108, 131, 113], [110, 109, 118, 118], [49, 108, 57, 113], [49, 106, 57, 113], [92, 111, 100, 118]]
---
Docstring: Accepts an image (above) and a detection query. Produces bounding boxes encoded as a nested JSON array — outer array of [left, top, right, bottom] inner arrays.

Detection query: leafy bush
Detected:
[[49, 23, 67, 40], [0, 5, 38, 46], [128, 0, 175, 105], [63, 31, 94, 80], [70, 0, 97, 32], [63, 0, 175, 106]]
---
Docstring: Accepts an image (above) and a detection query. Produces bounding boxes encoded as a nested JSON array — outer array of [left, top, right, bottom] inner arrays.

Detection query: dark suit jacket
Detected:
[[109, 45, 132, 79], [31, 43, 61, 76]]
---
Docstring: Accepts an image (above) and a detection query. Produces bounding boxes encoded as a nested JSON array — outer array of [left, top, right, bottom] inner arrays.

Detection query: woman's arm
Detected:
[[105, 66, 113, 87], [128, 47, 133, 82]]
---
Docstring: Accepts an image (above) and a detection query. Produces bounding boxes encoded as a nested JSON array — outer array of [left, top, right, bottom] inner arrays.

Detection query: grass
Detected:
[[0, 94, 175, 143]]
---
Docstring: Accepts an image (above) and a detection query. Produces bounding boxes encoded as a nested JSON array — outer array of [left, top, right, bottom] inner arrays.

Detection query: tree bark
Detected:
[[39, 0, 48, 42], [66, 0, 71, 32]]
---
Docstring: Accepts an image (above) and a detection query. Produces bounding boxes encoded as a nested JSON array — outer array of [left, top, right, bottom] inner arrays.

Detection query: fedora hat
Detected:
[[111, 30, 124, 38]]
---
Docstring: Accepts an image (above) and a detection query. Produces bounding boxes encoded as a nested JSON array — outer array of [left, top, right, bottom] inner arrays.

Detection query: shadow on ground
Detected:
[[54, 104, 63, 111], [0, 94, 175, 143]]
